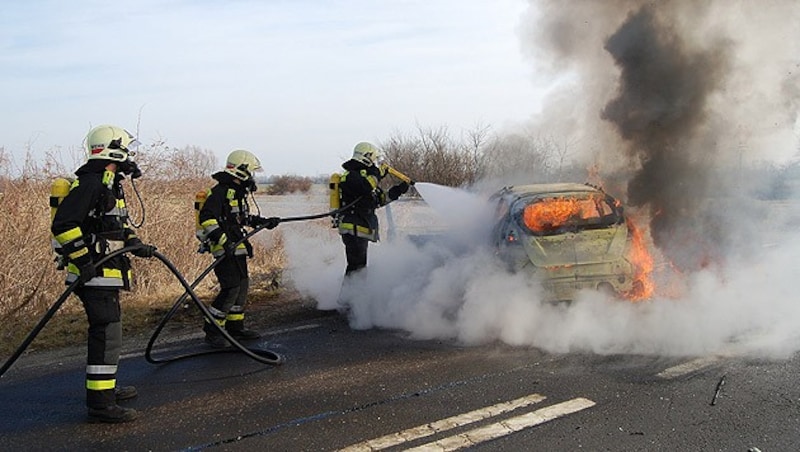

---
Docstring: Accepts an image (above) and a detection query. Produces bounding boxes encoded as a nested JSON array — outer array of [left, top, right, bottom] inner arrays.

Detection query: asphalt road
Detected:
[[1, 309, 798, 451]]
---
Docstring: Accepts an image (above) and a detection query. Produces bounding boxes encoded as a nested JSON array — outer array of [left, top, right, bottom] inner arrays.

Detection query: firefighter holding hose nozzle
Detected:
[[334, 142, 411, 307], [51, 124, 156, 424], [196, 150, 280, 348]]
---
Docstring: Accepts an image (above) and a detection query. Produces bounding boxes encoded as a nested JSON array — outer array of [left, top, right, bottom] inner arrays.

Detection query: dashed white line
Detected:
[[405, 397, 596, 452], [657, 356, 721, 379], [265, 323, 321, 335], [338, 394, 547, 452]]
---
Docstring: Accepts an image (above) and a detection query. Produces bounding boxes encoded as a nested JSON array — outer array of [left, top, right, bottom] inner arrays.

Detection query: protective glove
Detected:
[[387, 182, 410, 201], [78, 260, 97, 282], [131, 243, 157, 258], [222, 239, 237, 258], [264, 217, 280, 230], [252, 216, 281, 230]]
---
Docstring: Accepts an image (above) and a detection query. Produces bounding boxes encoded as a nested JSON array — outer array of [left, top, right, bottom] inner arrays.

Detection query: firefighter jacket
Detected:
[[197, 172, 254, 258], [337, 159, 387, 242], [51, 161, 140, 289]]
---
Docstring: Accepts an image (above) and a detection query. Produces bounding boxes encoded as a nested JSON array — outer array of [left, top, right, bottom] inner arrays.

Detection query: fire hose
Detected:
[[0, 246, 273, 377], [1, 200, 361, 378], [144, 199, 363, 364]]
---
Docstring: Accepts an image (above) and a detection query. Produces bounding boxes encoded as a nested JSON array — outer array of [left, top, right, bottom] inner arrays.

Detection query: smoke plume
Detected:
[[522, 0, 800, 270]]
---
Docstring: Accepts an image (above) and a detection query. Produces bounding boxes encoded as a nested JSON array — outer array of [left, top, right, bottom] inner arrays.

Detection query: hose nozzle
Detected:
[[382, 165, 414, 185]]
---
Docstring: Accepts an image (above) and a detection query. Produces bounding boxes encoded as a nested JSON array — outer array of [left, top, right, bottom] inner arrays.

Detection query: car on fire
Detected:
[[487, 183, 649, 302]]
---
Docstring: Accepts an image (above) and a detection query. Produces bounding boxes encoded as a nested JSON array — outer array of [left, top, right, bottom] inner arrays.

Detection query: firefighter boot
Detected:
[[225, 319, 261, 340], [87, 404, 139, 424], [203, 322, 229, 348], [115, 385, 138, 402]]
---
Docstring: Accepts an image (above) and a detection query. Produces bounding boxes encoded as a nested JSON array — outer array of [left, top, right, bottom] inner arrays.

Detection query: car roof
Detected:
[[495, 183, 603, 199]]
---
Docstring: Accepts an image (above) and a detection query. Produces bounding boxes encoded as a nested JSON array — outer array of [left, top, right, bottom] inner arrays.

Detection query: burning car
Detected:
[[488, 183, 652, 302]]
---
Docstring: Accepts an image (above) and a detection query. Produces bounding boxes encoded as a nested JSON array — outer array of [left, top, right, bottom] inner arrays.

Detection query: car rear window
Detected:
[[520, 194, 622, 235]]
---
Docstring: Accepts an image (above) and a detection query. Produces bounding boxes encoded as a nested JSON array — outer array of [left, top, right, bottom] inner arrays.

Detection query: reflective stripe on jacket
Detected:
[[337, 162, 387, 242], [198, 172, 252, 258], [51, 166, 137, 289]]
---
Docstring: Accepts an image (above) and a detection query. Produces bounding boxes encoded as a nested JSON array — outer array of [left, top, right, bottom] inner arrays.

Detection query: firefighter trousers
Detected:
[[75, 287, 122, 409], [342, 234, 369, 275], [208, 255, 249, 325]]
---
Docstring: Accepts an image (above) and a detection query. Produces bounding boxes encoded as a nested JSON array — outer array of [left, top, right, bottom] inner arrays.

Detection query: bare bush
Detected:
[[266, 175, 313, 195], [381, 124, 489, 187], [0, 177, 55, 322], [380, 124, 583, 189], [480, 132, 560, 183], [136, 141, 218, 181]]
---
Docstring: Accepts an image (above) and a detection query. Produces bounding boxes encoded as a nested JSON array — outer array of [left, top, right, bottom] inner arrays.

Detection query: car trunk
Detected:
[[522, 224, 629, 268]]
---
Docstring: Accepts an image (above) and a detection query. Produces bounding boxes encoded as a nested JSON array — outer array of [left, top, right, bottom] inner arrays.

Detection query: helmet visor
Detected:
[[107, 137, 139, 158]]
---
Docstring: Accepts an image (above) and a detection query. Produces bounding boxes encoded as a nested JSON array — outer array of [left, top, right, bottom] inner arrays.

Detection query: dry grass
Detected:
[[0, 175, 289, 355]]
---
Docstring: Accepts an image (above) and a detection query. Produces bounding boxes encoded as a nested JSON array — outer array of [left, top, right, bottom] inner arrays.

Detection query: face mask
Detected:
[[119, 160, 142, 179], [108, 138, 142, 178]]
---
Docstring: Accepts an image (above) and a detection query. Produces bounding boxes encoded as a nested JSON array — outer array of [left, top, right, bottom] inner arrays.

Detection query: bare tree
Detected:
[[136, 140, 218, 181], [480, 129, 580, 185], [381, 124, 489, 187]]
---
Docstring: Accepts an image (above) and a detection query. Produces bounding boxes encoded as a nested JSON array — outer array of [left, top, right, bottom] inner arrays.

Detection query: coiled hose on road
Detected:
[[145, 201, 362, 365]]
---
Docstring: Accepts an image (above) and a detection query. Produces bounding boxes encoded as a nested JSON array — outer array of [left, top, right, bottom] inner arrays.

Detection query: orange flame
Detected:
[[623, 216, 655, 301], [523, 198, 598, 233]]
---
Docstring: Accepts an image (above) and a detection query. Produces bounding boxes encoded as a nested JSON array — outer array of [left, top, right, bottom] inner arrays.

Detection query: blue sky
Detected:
[[1, 0, 545, 176]]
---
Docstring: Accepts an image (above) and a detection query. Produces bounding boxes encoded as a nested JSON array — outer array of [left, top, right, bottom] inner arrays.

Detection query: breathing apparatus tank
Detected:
[[329, 173, 341, 228], [49, 177, 72, 269], [194, 189, 210, 253], [329, 173, 341, 210]]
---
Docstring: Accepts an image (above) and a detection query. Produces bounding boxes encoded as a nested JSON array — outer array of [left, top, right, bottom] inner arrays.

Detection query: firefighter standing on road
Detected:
[[51, 124, 157, 424], [337, 142, 409, 279], [197, 150, 280, 348]]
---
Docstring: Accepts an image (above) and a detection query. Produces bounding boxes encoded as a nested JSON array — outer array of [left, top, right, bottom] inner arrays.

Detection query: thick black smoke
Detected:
[[522, 0, 800, 272], [601, 5, 731, 270]]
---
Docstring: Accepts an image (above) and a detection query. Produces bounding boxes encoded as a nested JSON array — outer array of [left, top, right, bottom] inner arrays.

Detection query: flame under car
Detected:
[[490, 183, 644, 302]]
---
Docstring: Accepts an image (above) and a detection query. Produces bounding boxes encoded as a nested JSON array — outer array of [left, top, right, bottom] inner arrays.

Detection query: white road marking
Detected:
[[338, 393, 547, 452], [265, 323, 321, 335], [656, 356, 720, 379], [405, 397, 596, 452]]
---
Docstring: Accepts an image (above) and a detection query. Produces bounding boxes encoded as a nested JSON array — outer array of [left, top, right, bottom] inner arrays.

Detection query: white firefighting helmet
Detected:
[[352, 142, 382, 166], [224, 149, 262, 181], [85, 124, 138, 162]]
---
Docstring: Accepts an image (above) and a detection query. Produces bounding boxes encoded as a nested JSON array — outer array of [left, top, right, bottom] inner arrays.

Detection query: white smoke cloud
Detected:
[[283, 185, 800, 359], [282, 225, 344, 310]]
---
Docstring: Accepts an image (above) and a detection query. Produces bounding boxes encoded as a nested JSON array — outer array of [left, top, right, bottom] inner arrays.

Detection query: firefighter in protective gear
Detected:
[[51, 124, 156, 424], [197, 149, 280, 348], [337, 142, 409, 276]]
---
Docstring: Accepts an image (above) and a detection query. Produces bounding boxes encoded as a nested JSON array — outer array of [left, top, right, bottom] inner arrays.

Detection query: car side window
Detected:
[[491, 198, 514, 246]]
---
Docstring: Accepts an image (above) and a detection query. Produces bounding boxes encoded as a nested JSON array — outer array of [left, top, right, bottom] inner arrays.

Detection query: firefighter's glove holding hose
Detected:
[[133, 244, 157, 258], [76, 257, 97, 282], [128, 238, 157, 258], [388, 182, 410, 201], [222, 237, 237, 258], [132, 244, 157, 258], [250, 215, 281, 230]]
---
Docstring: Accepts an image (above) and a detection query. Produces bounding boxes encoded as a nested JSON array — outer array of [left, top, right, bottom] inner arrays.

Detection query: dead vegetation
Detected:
[[0, 147, 290, 356]]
